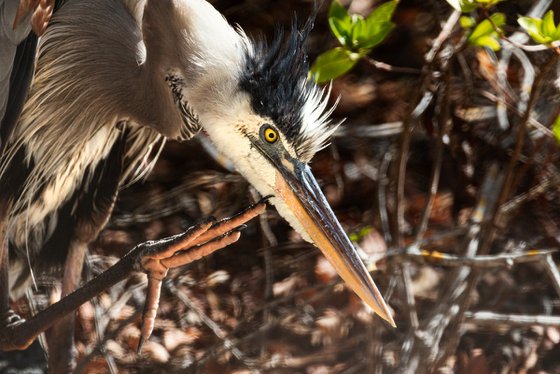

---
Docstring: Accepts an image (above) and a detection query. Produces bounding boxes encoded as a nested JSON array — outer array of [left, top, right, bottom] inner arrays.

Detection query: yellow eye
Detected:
[[263, 126, 278, 144]]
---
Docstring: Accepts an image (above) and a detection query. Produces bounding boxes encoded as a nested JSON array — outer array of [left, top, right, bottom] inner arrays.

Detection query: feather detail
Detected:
[[240, 17, 340, 163]]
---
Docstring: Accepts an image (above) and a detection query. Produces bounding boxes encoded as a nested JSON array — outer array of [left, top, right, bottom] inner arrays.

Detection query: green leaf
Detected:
[[489, 12, 506, 27], [357, 21, 395, 49], [472, 34, 501, 50], [555, 24, 560, 40], [474, 0, 503, 6], [467, 13, 504, 50], [553, 115, 560, 145], [310, 47, 359, 83], [328, 1, 353, 45], [469, 19, 494, 40], [329, 0, 350, 23], [445, 0, 477, 13], [348, 1, 397, 49], [541, 10, 556, 38], [329, 18, 351, 46], [366, 0, 398, 24], [350, 17, 367, 47], [518, 17, 542, 37], [552, 12, 560, 40], [460, 16, 476, 29], [518, 16, 552, 44], [469, 14, 504, 41], [349, 226, 373, 242]]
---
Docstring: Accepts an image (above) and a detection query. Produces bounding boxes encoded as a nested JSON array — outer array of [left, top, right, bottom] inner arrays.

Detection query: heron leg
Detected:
[[0, 212, 9, 317], [136, 201, 267, 352], [0, 205, 26, 340], [44, 240, 87, 373], [0, 200, 266, 353]]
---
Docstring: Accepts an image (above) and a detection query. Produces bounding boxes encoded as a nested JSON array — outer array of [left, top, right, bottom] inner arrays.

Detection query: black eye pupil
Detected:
[[262, 125, 278, 143]]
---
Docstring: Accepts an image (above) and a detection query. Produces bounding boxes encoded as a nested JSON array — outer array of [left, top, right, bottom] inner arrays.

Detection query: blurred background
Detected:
[[3, 0, 560, 372]]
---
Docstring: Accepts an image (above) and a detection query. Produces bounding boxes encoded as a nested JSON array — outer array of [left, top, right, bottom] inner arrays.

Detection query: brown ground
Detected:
[[3, 0, 560, 373]]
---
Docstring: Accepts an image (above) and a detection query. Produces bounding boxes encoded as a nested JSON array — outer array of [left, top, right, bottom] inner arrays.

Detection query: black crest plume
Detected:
[[240, 15, 316, 144]]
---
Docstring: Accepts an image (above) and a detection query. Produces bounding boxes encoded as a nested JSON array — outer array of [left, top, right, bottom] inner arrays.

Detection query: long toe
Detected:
[[3, 310, 25, 328], [135, 202, 267, 352], [0, 311, 33, 351]]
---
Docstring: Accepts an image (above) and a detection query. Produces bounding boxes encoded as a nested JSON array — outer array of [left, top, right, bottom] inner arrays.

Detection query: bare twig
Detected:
[[544, 254, 560, 299], [412, 62, 451, 247], [491, 54, 558, 232], [502, 38, 560, 52], [334, 122, 403, 138], [392, 9, 461, 249], [386, 11, 466, 367], [400, 249, 556, 268], [249, 187, 277, 358], [169, 282, 258, 370], [464, 311, 560, 327], [500, 171, 560, 215], [378, 146, 394, 244], [400, 265, 419, 329], [364, 57, 422, 75], [75, 310, 141, 374], [195, 321, 278, 370], [477, 91, 554, 138], [84, 254, 118, 374], [401, 165, 503, 373]]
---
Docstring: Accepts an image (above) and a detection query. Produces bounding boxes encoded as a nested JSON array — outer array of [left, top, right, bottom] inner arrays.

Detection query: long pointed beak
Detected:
[[273, 162, 395, 327]]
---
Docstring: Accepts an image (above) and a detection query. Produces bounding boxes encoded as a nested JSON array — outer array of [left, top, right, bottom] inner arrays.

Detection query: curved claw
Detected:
[[136, 202, 266, 353], [138, 275, 163, 354], [0, 310, 33, 351], [3, 310, 26, 326]]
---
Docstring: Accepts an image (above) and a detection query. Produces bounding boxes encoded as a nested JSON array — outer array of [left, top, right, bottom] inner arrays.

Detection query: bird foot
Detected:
[[0, 201, 267, 353], [2, 309, 25, 328], [0, 310, 33, 350], [135, 200, 267, 353]]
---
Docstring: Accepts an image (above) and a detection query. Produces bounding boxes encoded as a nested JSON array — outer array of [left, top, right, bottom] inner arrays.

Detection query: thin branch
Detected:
[[544, 254, 560, 299], [364, 56, 422, 75], [392, 10, 461, 249], [500, 172, 559, 215], [333, 122, 403, 138], [491, 54, 558, 231], [75, 310, 141, 374], [396, 249, 556, 268], [502, 38, 560, 53], [169, 282, 258, 369], [401, 165, 503, 372], [378, 147, 394, 248], [426, 11, 462, 64], [464, 311, 560, 327], [478, 91, 554, 138], [400, 265, 419, 329], [194, 321, 278, 370], [412, 61, 451, 247]]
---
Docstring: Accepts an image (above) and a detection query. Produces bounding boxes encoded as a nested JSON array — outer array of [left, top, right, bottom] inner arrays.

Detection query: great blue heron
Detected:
[[0, 0, 394, 370]]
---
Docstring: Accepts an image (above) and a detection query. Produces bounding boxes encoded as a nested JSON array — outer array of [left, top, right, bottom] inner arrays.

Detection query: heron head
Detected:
[[173, 0, 394, 327]]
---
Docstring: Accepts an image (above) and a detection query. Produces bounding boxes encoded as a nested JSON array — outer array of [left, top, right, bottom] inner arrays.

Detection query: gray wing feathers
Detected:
[[0, 0, 35, 146]]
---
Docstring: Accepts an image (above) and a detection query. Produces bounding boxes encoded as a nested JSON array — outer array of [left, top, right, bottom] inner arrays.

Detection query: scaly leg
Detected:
[[0, 200, 266, 352], [0, 214, 9, 319], [136, 201, 268, 351], [45, 240, 87, 372], [0, 204, 26, 339]]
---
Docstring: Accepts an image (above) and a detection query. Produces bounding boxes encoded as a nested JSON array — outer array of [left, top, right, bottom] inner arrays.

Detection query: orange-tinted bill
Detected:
[[274, 164, 395, 327]]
